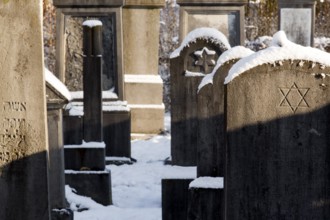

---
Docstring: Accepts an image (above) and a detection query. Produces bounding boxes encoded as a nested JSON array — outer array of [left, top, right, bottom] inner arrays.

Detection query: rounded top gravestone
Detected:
[[170, 28, 230, 166], [225, 31, 330, 220]]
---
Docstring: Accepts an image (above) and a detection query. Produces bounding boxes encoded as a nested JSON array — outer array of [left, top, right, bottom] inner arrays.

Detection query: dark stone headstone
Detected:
[[162, 179, 193, 220], [65, 171, 112, 206], [226, 59, 330, 219], [170, 29, 229, 166], [83, 21, 103, 142], [103, 102, 131, 159]]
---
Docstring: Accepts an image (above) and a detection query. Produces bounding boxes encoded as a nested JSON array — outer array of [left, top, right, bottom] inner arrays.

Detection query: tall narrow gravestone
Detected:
[[0, 1, 50, 219], [225, 32, 330, 219], [170, 28, 230, 166]]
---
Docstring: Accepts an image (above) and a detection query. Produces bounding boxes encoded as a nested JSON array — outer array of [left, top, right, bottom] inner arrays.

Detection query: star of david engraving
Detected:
[[279, 83, 310, 113], [194, 47, 216, 74]]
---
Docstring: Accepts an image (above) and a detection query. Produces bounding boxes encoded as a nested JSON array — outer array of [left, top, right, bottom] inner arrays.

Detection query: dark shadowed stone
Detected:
[[103, 110, 131, 158], [197, 60, 239, 177], [171, 39, 228, 166], [63, 116, 83, 145], [187, 188, 224, 220], [162, 179, 193, 220], [65, 170, 112, 206], [226, 60, 330, 220], [64, 147, 105, 170]]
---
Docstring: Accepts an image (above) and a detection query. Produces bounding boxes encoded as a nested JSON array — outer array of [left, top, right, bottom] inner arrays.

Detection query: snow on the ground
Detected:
[[66, 114, 196, 220]]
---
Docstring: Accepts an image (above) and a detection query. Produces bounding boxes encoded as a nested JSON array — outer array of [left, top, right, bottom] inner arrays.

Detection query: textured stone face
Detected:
[[226, 60, 330, 220], [171, 39, 228, 166], [0, 0, 50, 219]]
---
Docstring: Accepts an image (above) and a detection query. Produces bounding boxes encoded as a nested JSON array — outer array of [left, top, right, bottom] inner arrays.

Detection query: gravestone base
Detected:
[[187, 188, 224, 220], [51, 208, 74, 220], [162, 179, 193, 220], [64, 147, 105, 170], [65, 170, 112, 206]]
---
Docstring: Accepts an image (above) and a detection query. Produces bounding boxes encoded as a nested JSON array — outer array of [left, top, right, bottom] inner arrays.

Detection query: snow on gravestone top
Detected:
[[198, 46, 254, 92], [189, 177, 224, 189], [82, 20, 103, 27], [225, 31, 330, 84], [45, 68, 72, 101], [170, 27, 231, 59]]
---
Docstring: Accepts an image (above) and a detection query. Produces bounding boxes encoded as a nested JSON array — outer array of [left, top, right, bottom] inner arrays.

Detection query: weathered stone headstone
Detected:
[[225, 32, 330, 219], [177, 0, 248, 46], [170, 28, 230, 166], [0, 1, 50, 219], [188, 46, 253, 220], [278, 0, 317, 46], [197, 46, 254, 177], [45, 68, 74, 220]]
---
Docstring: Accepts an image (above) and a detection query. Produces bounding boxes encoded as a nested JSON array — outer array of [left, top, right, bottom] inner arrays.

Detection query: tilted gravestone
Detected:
[[225, 32, 330, 219], [170, 27, 230, 166], [0, 1, 50, 219]]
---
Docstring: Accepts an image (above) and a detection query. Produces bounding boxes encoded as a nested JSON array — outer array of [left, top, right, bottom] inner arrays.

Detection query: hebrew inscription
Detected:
[[0, 101, 29, 167], [279, 83, 310, 113]]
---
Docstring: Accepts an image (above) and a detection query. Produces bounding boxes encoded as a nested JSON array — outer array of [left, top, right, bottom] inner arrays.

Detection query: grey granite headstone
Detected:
[[0, 1, 50, 219], [226, 58, 330, 219]]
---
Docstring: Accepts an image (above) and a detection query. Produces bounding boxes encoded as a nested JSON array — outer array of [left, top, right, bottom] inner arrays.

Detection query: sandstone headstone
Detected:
[[225, 33, 330, 219], [170, 28, 230, 166], [177, 0, 248, 46], [0, 1, 50, 219]]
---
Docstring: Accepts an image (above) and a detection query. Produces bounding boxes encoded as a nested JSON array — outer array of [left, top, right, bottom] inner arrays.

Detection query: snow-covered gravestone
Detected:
[[0, 1, 50, 219], [170, 28, 230, 166], [225, 31, 330, 219], [197, 46, 254, 177]]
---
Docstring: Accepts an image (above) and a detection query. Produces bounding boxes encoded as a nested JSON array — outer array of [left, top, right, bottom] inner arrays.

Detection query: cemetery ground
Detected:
[[66, 114, 178, 220]]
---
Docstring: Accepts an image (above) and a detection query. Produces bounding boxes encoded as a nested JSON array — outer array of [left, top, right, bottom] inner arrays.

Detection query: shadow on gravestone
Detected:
[[170, 28, 230, 166], [225, 60, 330, 220], [197, 46, 254, 177], [0, 152, 50, 219]]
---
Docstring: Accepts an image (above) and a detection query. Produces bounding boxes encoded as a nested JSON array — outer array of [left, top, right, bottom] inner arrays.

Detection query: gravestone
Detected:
[[187, 46, 253, 220], [197, 46, 254, 177], [278, 0, 317, 46], [45, 68, 73, 220], [170, 28, 230, 166], [177, 0, 248, 46], [225, 32, 330, 219], [64, 20, 112, 206], [0, 1, 50, 219]]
